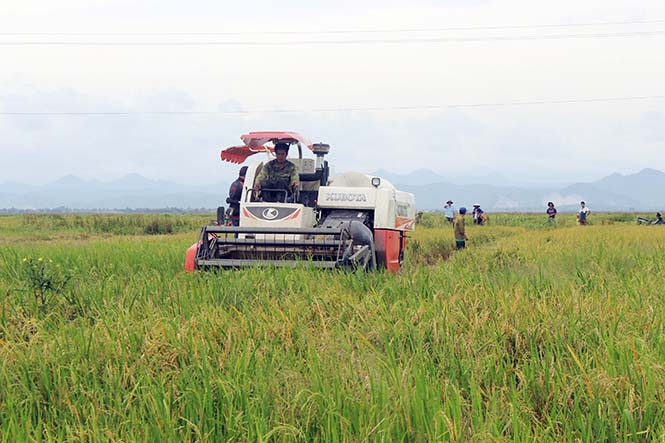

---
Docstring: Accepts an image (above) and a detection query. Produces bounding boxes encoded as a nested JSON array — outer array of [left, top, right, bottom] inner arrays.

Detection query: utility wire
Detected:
[[1, 95, 664, 116], [2, 18, 665, 35], [1, 30, 664, 46]]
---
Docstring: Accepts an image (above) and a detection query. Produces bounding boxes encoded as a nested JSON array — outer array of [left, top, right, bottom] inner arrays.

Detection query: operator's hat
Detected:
[[473, 203, 480, 207], [446, 200, 453, 204], [239, 166, 248, 177]]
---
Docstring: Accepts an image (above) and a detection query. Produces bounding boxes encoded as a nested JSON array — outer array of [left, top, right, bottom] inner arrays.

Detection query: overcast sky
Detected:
[[1, 0, 664, 186]]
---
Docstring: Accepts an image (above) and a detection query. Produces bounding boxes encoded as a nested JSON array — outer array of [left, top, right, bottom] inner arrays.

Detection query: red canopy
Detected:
[[221, 131, 313, 164]]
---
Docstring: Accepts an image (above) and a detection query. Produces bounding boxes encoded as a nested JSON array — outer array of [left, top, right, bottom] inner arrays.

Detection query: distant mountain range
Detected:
[[379, 168, 665, 211], [1, 169, 664, 211], [0, 173, 224, 211]]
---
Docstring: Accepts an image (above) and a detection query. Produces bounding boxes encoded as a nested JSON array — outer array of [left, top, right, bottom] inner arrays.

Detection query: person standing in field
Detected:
[[546, 201, 557, 224], [444, 200, 455, 223], [226, 166, 248, 226], [453, 207, 468, 249], [472, 204, 485, 225], [578, 201, 591, 225]]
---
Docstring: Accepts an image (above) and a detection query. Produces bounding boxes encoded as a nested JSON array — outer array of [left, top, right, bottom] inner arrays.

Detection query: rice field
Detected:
[[0, 213, 663, 442]]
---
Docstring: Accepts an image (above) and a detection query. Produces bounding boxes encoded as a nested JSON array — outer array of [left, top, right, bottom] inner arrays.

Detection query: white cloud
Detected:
[[1, 1, 665, 186]]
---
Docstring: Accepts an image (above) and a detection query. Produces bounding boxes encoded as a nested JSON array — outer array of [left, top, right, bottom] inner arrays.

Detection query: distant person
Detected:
[[453, 207, 468, 249], [443, 200, 455, 223], [472, 204, 485, 225], [226, 166, 247, 226], [546, 201, 557, 224], [578, 201, 591, 225], [654, 212, 664, 225], [255, 142, 299, 202]]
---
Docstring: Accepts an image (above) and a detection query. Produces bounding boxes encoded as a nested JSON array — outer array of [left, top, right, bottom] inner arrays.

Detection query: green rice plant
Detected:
[[143, 219, 175, 235], [7, 213, 210, 237], [420, 211, 659, 229], [0, 214, 663, 441]]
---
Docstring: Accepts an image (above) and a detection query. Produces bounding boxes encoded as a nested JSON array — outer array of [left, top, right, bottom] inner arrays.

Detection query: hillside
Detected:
[[1, 169, 664, 211]]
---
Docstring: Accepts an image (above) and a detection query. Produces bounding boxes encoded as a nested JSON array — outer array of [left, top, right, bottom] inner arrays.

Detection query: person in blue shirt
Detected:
[[546, 201, 557, 224]]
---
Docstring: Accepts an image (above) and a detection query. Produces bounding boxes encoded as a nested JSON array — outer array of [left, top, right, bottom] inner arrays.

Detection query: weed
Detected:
[[20, 256, 72, 306]]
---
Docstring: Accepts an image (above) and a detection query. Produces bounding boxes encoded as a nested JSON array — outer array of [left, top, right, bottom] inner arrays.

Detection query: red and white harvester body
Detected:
[[185, 131, 416, 272]]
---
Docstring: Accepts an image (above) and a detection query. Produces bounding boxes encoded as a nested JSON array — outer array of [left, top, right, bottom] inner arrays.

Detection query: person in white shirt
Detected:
[[443, 200, 455, 223], [578, 201, 591, 225]]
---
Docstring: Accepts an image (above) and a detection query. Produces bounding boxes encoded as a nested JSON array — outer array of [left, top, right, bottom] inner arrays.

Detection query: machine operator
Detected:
[[254, 142, 299, 202]]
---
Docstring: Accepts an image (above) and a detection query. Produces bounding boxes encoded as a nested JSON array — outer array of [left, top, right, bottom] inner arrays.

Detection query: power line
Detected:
[[2, 19, 665, 36], [1, 30, 664, 46], [1, 95, 664, 116]]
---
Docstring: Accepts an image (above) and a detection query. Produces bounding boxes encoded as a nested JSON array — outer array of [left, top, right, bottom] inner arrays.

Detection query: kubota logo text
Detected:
[[324, 192, 368, 202]]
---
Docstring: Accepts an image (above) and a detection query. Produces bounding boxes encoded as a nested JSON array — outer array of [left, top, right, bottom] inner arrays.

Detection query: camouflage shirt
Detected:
[[256, 159, 299, 190]]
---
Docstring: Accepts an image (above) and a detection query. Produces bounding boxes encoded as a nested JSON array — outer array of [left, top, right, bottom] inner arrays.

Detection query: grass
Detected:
[[0, 213, 663, 441], [0, 213, 211, 242]]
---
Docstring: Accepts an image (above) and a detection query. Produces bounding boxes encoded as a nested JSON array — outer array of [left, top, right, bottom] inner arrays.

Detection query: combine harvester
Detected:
[[185, 131, 416, 272]]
